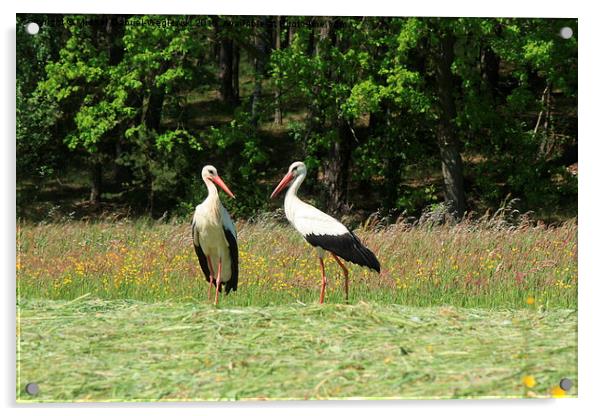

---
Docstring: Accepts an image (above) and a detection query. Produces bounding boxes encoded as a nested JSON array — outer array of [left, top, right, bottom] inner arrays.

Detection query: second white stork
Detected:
[[192, 165, 238, 305], [270, 161, 380, 303]]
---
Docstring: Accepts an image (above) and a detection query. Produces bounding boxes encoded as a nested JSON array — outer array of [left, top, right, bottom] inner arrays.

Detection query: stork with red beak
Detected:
[[271, 161, 380, 303], [192, 165, 238, 305]]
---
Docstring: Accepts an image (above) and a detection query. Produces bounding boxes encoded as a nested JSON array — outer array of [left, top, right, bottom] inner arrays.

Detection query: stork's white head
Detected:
[[270, 161, 306, 198], [288, 161, 306, 177], [201, 165, 235, 198], [201, 165, 218, 180]]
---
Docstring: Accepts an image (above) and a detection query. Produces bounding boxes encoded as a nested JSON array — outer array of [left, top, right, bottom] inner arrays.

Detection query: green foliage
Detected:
[[270, 19, 386, 157], [16, 15, 66, 179], [155, 129, 201, 152], [16, 85, 61, 178], [16, 15, 577, 221], [341, 79, 385, 119], [204, 111, 269, 217]]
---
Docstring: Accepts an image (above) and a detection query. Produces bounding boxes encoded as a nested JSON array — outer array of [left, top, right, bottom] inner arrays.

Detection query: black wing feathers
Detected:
[[193, 244, 212, 283], [223, 227, 239, 294], [192, 221, 211, 283], [305, 231, 381, 273]]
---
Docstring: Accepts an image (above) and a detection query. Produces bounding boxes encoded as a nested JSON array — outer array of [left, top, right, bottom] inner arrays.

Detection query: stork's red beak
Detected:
[[270, 172, 294, 199], [211, 175, 235, 199]]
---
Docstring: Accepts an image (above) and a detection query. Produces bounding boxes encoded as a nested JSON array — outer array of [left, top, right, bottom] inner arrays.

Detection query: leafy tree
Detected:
[[271, 17, 388, 214], [36, 15, 212, 212], [16, 15, 67, 182], [16, 14, 577, 221]]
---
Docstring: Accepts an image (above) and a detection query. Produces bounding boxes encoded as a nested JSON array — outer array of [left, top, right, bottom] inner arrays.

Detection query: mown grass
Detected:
[[17, 298, 577, 402], [16, 219, 577, 309]]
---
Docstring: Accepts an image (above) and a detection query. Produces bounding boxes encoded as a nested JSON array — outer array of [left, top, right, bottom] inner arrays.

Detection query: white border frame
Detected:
[[3, 1, 599, 415]]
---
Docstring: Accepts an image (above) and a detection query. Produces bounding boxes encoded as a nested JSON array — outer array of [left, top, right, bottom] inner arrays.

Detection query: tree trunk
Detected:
[[106, 17, 125, 66], [324, 122, 353, 214], [251, 17, 269, 125], [219, 36, 235, 105], [148, 179, 154, 216], [288, 23, 295, 48], [274, 16, 283, 125], [89, 162, 102, 207], [315, 18, 332, 57], [318, 17, 353, 215], [212, 17, 220, 63], [538, 82, 554, 160], [141, 85, 165, 132], [282, 17, 289, 49], [370, 102, 399, 212], [232, 41, 240, 104], [140, 80, 166, 216], [113, 134, 128, 186], [307, 27, 315, 56], [480, 45, 500, 96], [434, 31, 467, 219], [96, 16, 124, 208]]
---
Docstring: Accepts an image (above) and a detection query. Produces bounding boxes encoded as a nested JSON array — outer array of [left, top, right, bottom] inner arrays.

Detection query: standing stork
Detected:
[[270, 161, 380, 303], [192, 165, 238, 305]]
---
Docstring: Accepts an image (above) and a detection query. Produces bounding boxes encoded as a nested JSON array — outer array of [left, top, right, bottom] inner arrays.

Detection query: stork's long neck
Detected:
[[284, 172, 305, 219], [286, 172, 305, 199], [203, 177, 222, 221]]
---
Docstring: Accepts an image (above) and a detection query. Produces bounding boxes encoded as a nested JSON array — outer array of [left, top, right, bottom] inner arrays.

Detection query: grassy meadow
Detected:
[[17, 219, 577, 308], [16, 218, 578, 401]]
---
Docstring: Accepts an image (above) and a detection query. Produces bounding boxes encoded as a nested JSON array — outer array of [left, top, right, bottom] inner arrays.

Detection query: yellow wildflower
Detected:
[[522, 375, 536, 388], [550, 385, 566, 398]]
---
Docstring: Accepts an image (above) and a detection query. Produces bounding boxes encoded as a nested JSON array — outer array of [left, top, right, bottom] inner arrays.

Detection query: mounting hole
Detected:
[[25, 382, 39, 395], [559, 378, 573, 391], [559, 27, 573, 39], [24, 22, 40, 35]]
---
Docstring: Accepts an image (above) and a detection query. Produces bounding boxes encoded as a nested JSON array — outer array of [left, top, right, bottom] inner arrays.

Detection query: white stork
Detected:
[[270, 161, 380, 303], [192, 165, 238, 305]]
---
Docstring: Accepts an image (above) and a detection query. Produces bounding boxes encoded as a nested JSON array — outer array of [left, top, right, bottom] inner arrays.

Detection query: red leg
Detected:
[[214, 258, 222, 306], [206, 255, 215, 301], [319, 257, 327, 304], [331, 253, 350, 303]]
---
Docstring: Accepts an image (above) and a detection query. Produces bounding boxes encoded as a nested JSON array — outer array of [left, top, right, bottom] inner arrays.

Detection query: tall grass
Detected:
[[16, 218, 577, 308]]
